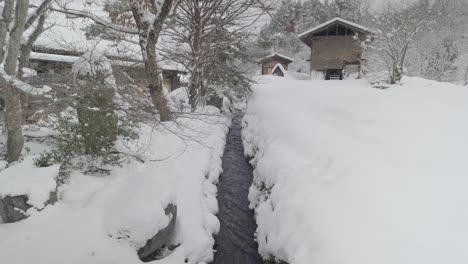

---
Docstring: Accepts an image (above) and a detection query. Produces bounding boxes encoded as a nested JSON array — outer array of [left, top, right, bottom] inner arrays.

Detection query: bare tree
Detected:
[[368, 0, 433, 84], [165, 0, 264, 110], [53, 0, 181, 121]]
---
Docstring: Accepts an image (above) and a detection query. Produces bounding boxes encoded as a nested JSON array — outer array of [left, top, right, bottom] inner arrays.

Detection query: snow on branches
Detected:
[[367, 0, 433, 84], [0, 67, 51, 96]]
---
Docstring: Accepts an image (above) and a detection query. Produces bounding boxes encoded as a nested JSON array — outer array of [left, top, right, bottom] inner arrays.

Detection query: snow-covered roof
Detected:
[[33, 1, 139, 58], [30, 52, 79, 63], [159, 60, 187, 73], [30, 51, 185, 72], [272, 63, 287, 74], [260, 52, 294, 64], [298, 17, 372, 39], [31, 0, 186, 73]]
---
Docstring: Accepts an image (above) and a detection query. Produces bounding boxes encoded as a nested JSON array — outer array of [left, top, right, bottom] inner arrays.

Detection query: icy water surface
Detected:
[[212, 112, 263, 264]]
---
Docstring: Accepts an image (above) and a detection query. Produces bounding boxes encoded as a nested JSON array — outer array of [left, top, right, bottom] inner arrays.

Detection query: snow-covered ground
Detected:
[[243, 76, 468, 264], [0, 106, 230, 264]]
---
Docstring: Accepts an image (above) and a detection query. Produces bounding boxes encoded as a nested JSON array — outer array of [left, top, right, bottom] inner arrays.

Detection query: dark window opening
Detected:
[[313, 23, 356, 37], [272, 67, 284, 77], [325, 69, 343, 80]]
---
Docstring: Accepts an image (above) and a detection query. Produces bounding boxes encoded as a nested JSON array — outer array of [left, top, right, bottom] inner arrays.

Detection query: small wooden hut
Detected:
[[298, 17, 372, 80], [259, 53, 294, 75]]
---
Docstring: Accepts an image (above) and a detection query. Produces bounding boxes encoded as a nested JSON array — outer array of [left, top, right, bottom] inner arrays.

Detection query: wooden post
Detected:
[[345, 25, 348, 50], [310, 40, 314, 76]]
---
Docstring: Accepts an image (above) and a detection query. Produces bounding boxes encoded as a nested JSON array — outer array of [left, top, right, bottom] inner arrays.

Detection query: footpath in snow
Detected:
[[213, 112, 262, 264], [243, 75, 468, 264]]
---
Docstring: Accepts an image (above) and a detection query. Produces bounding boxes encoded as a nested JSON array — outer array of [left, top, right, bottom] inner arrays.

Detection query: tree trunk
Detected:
[[23, 0, 52, 31], [3, 82, 24, 163], [5, 0, 30, 75], [77, 83, 117, 155], [189, 1, 202, 112], [2, 0, 30, 162], [0, 0, 14, 62], [464, 67, 468, 86], [131, 1, 172, 121], [18, 13, 47, 78], [145, 32, 171, 122], [396, 44, 409, 83]]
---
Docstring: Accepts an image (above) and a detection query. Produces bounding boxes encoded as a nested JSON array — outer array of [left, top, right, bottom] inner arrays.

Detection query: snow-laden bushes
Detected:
[[35, 51, 137, 174], [0, 104, 231, 263]]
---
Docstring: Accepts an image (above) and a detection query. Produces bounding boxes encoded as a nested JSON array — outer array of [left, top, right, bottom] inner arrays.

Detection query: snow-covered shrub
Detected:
[[72, 51, 114, 85], [35, 51, 138, 174], [21, 68, 37, 78], [367, 71, 391, 88], [416, 37, 458, 82], [35, 107, 137, 175], [310, 70, 325, 80], [168, 87, 190, 112]]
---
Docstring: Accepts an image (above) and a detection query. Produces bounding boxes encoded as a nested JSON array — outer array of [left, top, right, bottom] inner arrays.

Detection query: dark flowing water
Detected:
[[212, 113, 263, 264]]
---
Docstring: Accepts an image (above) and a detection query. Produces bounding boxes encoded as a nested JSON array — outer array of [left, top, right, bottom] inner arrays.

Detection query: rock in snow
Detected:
[[0, 156, 60, 223], [0, 195, 32, 223], [138, 204, 177, 261]]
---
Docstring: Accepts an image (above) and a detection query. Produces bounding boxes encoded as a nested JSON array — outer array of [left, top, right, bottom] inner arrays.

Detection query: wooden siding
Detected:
[[310, 35, 362, 70], [28, 59, 183, 90]]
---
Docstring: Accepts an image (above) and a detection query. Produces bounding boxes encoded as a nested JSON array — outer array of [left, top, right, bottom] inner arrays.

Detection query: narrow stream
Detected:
[[213, 112, 263, 264]]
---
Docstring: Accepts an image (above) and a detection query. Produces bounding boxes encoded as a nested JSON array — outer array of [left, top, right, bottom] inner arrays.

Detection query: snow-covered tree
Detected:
[[18, 0, 54, 78], [0, 0, 54, 162], [54, 0, 181, 121], [328, 0, 370, 23], [254, 1, 316, 73], [406, 0, 468, 82], [369, 0, 433, 84], [259, 0, 314, 52], [166, 0, 263, 110], [0, 0, 29, 163], [416, 36, 458, 82]]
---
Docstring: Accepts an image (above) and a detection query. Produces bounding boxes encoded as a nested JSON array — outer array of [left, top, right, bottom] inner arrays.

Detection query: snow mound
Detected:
[[243, 77, 468, 264], [0, 107, 231, 264], [22, 67, 37, 78], [104, 163, 175, 249], [0, 156, 60, 209]]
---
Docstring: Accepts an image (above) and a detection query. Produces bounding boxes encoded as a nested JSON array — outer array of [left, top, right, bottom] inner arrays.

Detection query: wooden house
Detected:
[[259, 53, 294, 75], [298, 17, 372, 80], [28, 46, 186, 91]]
